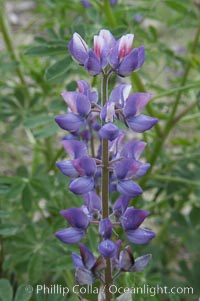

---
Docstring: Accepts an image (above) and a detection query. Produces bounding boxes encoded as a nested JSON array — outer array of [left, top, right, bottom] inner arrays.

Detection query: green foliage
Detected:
[[0, 0, 200, 300]]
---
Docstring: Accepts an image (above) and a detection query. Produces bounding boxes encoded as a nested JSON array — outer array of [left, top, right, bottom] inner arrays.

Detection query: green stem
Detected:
[[140, 24, 200, 188], [101, 73, 112, 301], [0, 2, 30, 98], [173, 100, 197, 124], [103, 0, 117, 28]]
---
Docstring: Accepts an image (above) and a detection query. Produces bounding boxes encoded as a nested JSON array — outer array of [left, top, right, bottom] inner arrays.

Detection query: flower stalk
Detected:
[[54, 29, 157, 300], [101, 73, 112, 301]]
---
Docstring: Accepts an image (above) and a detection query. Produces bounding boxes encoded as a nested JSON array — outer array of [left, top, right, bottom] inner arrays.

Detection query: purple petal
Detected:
[[84, 49, 102, 76], [110, 0, 118, 5], [121, 207, 150, 231], [75, 267, 95, 285], [127, 114, 158, 132], [79, 243, 96, 270], [114, 158, 134, 180], [109, 40, 120, 68], [68, 33, 89, 65], [73, 156, 96, 177], [77, 80, 98, 103], [120, 140, 147, 160], [62, 140, 88, 159], [55, 113, 84, 132], [98, 239, 117, 258], [55, 227, 85, 244], [115, 159, 150, 180], [117, 180, 142, 197], [113, 196, 131, 215], [131, 162, 150, 179], [60, 208, 89, 229], [109, 84, 131, 106], [118, 34, 134, 60], [126, 228, 156, 244], [130, 254, 152, 272], [135, 45, 145, 70], [101, 102, 115, 123], [118, 46, 145, 77], [56, 160, 78, 177], [61, 92, 91, 116], [92, 256, 106, 274], [82, 191, 102, 211], [99, 123, 119, 141], [72, 253, 84, 269], [98, 29, 116, 49], [123, 93, 151, 118], [119, 246, 134, 271], [99, 218, 113, 239], [69, 176, 94, 194], [81, 0, 92, 7], [94, 35, 108, 68], [111, 239, 122, 269]]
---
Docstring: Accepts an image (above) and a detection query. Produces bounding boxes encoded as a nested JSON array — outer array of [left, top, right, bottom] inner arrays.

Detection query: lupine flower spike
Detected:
[[55, 29, 158, 301]]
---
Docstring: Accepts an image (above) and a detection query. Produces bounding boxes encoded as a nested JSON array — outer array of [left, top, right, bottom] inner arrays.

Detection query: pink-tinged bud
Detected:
[[118, 34, 134, 60], [68, 33, 89, 65]]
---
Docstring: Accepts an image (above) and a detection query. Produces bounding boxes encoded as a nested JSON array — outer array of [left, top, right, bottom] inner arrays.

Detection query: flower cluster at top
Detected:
[[55, 29, 158, 286]]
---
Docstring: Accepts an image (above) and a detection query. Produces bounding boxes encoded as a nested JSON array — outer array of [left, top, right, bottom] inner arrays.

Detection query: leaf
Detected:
[[14, 284, 32, 301], [45, 56, 72, 81], [28, 253, 43, 284], [24, 44, 66, 56], [34, 123, 58, 139], [0, 279, 13, 301], [0, 224, 18, 236], [22, 184, 32, 212], [24, 114, 53, 129], [165, 0, 189, 14]]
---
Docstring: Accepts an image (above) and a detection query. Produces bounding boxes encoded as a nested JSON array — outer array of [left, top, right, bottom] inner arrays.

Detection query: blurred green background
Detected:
[[0, 0, 200, 300]]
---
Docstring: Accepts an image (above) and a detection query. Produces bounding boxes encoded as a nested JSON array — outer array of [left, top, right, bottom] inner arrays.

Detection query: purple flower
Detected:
[[68, 29, 145, 77], [68, 33, 89, 65], [103, 85, 158, 133], [98, 239, 117, 258], [72, 243, 106, 284], [121, 207, 155, 244], [82, 191, 102, 213], [109, 33, 145, 76], [99, 123, 120, 141], [119, 246, 152, 272], [55, 207, 89, 244], [56, 140, 97, 194], [99, 218, 113, 239]]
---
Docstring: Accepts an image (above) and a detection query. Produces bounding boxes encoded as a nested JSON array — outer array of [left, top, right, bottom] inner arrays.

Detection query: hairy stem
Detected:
[[101, 73, 112, 301]]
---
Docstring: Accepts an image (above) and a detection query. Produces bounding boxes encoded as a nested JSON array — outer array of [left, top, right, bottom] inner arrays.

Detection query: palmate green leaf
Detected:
[[24, 44, 66, 56], [28, 253, 43, 284], [14, 285, 32, 301], [0, 279, 13, 301], [34, 123, 58, 139], [0, 224, 18, 236], [45, 56, 72, 81], [24, 114, 53, 129], [165, 0, 189, 14], [22, 184, 32, 212]]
